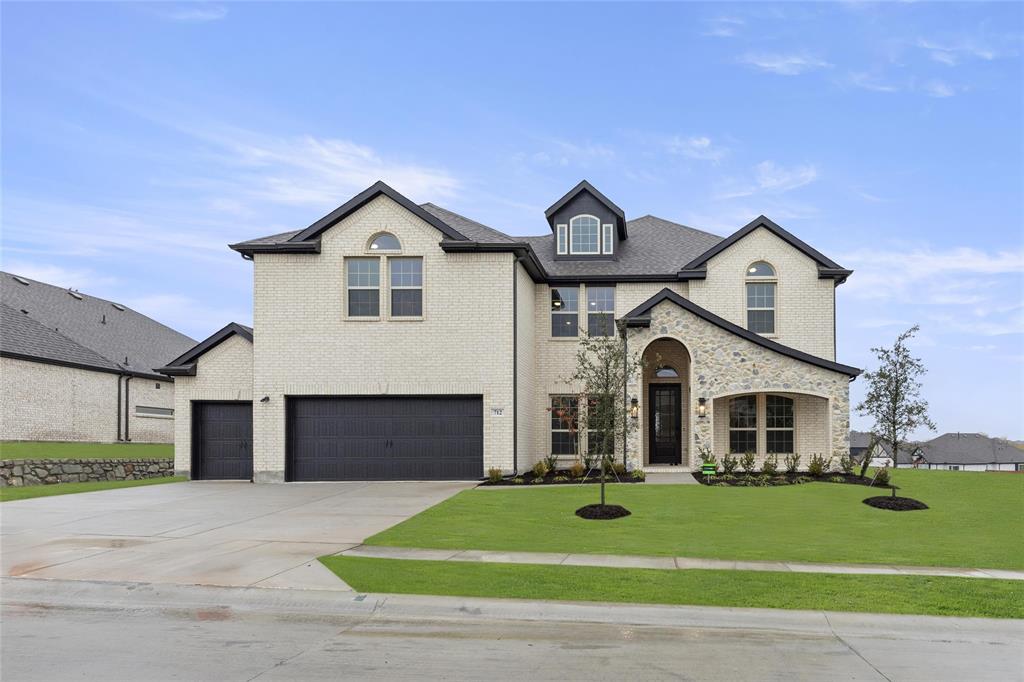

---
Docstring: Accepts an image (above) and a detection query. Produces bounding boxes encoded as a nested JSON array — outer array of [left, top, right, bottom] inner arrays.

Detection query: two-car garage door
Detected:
[[286, 396, 483, 481]]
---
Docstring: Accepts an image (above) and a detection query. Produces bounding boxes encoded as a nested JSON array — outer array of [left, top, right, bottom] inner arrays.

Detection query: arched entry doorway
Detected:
[[641, 338, 691, 467]]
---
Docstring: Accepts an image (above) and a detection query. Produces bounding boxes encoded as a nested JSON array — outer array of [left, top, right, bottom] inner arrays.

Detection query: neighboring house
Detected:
[[160, 180, 860, 482], [0, 273, 195, 443], [910, 433, 1024, 471], [852, 434, 924, 469]]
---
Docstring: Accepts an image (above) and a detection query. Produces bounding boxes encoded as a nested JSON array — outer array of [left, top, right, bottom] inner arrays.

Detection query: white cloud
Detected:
[[848, 72, 900, 93], [922, 79, 956, 98], [915, 37, 997, 66], [0, 261, 116, 292], [151, 4, 228, 23], [738, 52, 832, 76], [715, 161, 818, 199], [703, 16, 744, 38], [665, 135, 727, 162]]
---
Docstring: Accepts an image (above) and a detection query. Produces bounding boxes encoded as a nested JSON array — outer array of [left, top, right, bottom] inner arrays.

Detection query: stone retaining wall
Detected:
[[0, 459, 174, 487]]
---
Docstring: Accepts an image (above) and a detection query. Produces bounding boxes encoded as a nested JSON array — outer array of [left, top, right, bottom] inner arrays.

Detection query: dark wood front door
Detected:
[[648, 385, 682, 465]]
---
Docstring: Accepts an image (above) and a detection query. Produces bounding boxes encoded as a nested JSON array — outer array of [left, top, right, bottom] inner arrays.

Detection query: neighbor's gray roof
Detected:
[[0, 272, 196, 378], [230, 204, 724, 279], [517, 215, 722, 278], [918, 433, 1024, 465], [1, 303, 120, 372]]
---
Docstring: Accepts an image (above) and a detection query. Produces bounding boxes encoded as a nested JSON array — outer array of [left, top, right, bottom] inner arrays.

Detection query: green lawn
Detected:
[[322, 556, 1024, 619], [368, 469, 1024, 570], [0, 476, 185, 502], [0, 441, 173, 460]]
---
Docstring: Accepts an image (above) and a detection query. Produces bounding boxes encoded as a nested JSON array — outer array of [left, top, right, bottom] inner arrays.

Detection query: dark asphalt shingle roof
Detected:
[[918, 433, 1024, 465], [420, 204, 519, 244], [1, 303, 120, 371], [0, 272, 196, 378]]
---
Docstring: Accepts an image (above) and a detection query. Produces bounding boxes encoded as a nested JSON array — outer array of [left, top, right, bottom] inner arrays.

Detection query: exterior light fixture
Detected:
[[629, 397, 639, 419], [260, 396, 270, 403], [697, 397, 707, 418]]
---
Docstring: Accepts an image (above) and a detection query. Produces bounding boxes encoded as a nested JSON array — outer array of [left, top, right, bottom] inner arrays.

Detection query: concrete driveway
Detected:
[[0, 480, 471, 590]]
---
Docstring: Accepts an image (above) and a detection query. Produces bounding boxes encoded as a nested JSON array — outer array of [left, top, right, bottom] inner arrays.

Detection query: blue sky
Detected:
[[2, 2, 1022, 439]]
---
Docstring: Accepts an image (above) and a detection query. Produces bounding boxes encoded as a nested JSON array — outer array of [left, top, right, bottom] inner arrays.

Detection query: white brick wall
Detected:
[[689, 226, 836, 360], [172, 334, 253, 474], [251, 195, 515, 481], [0, 357, 174, 443]]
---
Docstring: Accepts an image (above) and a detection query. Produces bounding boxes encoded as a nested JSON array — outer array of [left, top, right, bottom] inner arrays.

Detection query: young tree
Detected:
[[856, 325, 936, 478], [567, 326, 643, 507]]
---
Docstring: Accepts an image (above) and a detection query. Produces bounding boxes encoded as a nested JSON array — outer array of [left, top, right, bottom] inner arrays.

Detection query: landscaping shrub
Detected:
[[784, 453, 800, 474], [543, 454, 559, 473], [874, 468, 891, 486], [740, 452, 757, 474], [487, 468, 503, 483], [552, 475, 569, 483], [795, 475, 814, 484], [808, 454, 833, 477], [697, 446, 717, 468], [713, 481, 731, 487], [512, 477, 525, 485], [531, 476, 545, 484], [631, 469, 646, 481], [761, 453, 779, 476], [751, 474, 771, 487], [582, 453, 598, 470], [721, 453, 739, 475], [829, 475, 846, 484], [532, 461, 549, 478], [771, 475, 790, 485], [568, 461, 586, 479], [839, 453, 855, 475], [611, 461, 627, 476]]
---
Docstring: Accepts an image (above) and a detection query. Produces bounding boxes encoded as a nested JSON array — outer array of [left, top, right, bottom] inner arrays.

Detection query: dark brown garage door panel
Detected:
[[193, 402, 253, 481], [288, 396, 483, 481]]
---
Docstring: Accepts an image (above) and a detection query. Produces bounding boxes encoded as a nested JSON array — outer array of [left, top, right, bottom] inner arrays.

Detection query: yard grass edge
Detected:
[[0, 476, 186, 502]]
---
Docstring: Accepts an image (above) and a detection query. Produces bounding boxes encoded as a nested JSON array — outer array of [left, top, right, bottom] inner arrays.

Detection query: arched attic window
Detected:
[[746, 261, 776, 335], [655, 366, 679, 378], [368, 232, 401, 251], [569, 215, 600, 255]]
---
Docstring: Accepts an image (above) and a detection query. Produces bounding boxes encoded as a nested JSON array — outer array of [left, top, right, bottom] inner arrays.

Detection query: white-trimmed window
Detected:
[[729, 395, 757, 454], [550, 396, 579, 456], [347, 258, 380, 317], [551, 286, 579, 337], [569, 215, 600, 254], [389, 257, 422, 317], [765, 395, 794, 454], [136, 405, 173, 418], [368, 232, 401, 252], [556, 224, 568, 255], [602, 224, 614, 255], [746, 261, 776, 335], [587, 286, 615, 337]]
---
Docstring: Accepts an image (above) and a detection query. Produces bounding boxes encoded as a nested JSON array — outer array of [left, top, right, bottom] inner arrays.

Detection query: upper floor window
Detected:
[[390, 257, 423, 317], [369, 233, 401, 251], [729, 395, 757, 454], [347, 258, 380, 317], [569, 215, 600, 255], [551, 287, 579, 337], [587, 286, 615, 337], [746, 261, 776, 335]]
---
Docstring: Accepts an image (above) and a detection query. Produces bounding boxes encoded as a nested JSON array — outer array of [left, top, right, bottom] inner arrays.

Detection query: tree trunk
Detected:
[[600, 457, 606, 506]]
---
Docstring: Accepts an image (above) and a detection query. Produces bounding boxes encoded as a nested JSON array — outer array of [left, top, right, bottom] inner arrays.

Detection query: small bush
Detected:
[[530, 476, 545, 484], [543, 454, 559, 473], [487, 468, 503, 483], [611, 461, 627, 476], [532, 461, 549, 478], [875, 468, 891, 486], [713, 481, 731, 487], [750, 474, 771, 487], [698, 446, 717, 468], [795, 475, 814, 485], [807, 454, 833, 477], [829, 475, 846, 484], [733, 479, 751, 486], [740, 452, 757, 474], [784, 453, 800, 474], [582, 453, 598, 470], [721, 453, 739, 475], [761, 453, 779, 476], [552, 475, 569, 483], [771, 475, 790, 485], [512, 477, 525, 485], [838, 452, 855, 475], [631, 469, 646, 481], [568, 461, 586, 479]]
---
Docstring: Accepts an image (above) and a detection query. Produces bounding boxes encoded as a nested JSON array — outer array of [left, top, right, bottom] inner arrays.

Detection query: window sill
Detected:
[[135, 414, 173, 420], [345, 316, 382, 321], [549, 336, 580, 342], [388, 316, 424, 322]]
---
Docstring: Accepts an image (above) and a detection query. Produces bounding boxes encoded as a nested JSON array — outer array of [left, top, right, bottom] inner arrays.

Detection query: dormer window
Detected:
[[569, 216, 600, 255], [368, 232, 401, 251]]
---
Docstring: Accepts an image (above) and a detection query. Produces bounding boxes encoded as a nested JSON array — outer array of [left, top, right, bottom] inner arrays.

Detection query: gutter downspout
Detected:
[[116, 374, 124, 441], [512, 255, 526, 476], [124, 376, 133, 442], [621, 321, 628, 468]]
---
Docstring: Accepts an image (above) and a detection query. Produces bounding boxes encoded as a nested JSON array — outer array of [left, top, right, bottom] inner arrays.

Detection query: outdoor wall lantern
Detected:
[[629, 397, 639, 419], [260, 396, 270, 403], [697, 397, 707, 419]]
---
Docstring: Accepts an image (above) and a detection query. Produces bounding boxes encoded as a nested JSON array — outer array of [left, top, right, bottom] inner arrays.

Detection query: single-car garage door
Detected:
[[287, 396, 483, 481], [192, 402, 253, 480]]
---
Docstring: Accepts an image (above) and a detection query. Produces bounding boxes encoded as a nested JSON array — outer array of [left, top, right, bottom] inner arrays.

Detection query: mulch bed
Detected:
[[480, 468, 645, 486], [694, 471, 894, 488], [863, 496, 929, 511], [575, 504, 631, 520]]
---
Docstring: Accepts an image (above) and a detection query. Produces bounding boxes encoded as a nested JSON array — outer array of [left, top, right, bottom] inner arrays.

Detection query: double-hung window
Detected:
[[390, 257, 423, 317], [587, 286, 615, 337], [347, 258, 380, 317], [551, 287, 579, 337], [569, 216, 600, 254], [765, 395, 794, 454], [729, 395, 757, 454], [550, 396, 579, 456]]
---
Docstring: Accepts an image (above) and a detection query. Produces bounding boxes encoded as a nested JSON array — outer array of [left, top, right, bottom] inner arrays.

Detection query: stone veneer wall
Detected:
[[1, 458, 174, 487], [624, 299, 850, 469]]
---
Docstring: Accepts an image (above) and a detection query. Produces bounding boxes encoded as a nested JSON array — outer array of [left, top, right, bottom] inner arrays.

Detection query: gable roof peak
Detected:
[[544, 179, 627, 239]]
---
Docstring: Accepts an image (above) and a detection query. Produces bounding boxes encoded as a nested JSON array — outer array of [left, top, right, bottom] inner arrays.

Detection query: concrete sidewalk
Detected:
[[338, 544, 1024, 580]]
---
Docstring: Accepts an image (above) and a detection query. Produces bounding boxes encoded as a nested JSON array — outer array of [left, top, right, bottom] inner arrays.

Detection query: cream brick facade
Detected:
[[171, 334, 254, 474], [0, 357, 174, 443]]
